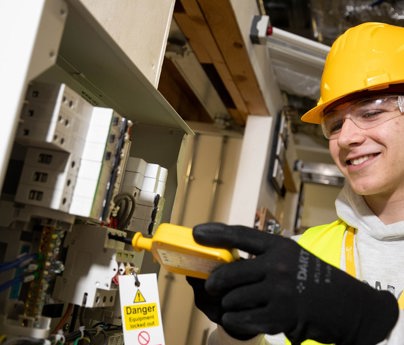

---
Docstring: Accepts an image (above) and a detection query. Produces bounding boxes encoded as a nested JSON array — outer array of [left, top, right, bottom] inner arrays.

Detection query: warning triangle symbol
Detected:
[[134, 289, 146, 303]]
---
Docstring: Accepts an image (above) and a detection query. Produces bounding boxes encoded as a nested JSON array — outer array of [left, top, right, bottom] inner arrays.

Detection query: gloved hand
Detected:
[[192, 223, 399, 345], [186, 276, 223, 325], [186, 276, 256, 340]]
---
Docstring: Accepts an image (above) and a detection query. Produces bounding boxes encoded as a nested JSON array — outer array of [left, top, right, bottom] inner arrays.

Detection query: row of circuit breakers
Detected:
[[0, 81, 168, 344]]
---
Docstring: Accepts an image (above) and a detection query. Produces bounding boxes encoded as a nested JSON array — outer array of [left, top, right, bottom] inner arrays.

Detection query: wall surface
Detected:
[[159, 128, 243, 345], [228, 115, 275, 226], [301, 183, 341, 228]]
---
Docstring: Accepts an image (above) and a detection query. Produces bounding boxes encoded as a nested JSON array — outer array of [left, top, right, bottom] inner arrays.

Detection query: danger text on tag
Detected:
[[124, 303, 159, 330]]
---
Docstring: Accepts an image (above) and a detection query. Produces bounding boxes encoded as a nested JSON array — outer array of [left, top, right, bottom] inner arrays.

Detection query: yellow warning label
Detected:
[[134, 289, 146, 303], [123, 303, 159, 330]]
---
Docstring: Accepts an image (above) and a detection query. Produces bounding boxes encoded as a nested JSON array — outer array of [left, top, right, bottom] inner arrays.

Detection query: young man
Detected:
[[187, 22, 404, 345]]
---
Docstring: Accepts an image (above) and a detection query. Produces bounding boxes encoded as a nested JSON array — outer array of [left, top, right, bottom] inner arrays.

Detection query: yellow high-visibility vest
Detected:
[[285, 219, 404, 345], [298, 219, 348, 269]]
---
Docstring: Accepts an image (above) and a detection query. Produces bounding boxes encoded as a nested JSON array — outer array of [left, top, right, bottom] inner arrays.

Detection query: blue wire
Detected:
[[0, 253, 37, 272], [0, 274, 25, 292], [370, 0, 385, 7], [0, 271, 38, 292]]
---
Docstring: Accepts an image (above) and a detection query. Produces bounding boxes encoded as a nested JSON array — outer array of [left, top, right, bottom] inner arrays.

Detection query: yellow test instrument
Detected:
[[131, 223, 236, 279]]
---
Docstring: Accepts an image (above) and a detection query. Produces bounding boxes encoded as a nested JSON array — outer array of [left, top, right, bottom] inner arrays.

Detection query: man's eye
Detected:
[[329, 120, 343, 133], [359, 109, 385, 119]]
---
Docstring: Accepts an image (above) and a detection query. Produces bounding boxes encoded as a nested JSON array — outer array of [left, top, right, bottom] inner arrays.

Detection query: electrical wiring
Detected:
[[64, 324, 121, 344], [66, 323, 93, 342], [68, 305, 80, 333], [112, 193, 136, 229], [72, 336, 90, 345], [90, 322, 122, 332], [92, 329, 108, 345], [107, 233, 132, 244], [68, 302, 90, 335], [0, 271, 38, 292], [64, 329, 90, 342], [0, 253, 38, 272], [51, 303, 74, 334], [119, 193, 136, 229]]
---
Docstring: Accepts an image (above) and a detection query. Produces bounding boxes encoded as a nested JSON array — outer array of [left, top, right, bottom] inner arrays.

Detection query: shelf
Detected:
[[45, 0, 193, 134]]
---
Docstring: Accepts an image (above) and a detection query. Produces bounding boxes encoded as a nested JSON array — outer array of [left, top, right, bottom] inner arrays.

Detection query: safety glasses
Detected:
[[321, 95, 404, 139]]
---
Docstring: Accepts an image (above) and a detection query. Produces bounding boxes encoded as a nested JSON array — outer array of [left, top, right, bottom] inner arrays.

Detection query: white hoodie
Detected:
[[207, 184, 404, 345]]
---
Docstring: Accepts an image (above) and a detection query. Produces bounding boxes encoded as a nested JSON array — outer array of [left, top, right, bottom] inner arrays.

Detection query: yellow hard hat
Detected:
[[301, 22, 404, 124]]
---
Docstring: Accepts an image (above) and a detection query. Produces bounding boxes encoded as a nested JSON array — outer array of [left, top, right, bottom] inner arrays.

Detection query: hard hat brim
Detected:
[[300, 100, 330, 125], [301, 82, 404, 125]]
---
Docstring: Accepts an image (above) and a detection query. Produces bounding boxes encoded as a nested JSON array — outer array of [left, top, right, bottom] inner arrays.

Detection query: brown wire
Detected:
[[51, 302, 74, 334]]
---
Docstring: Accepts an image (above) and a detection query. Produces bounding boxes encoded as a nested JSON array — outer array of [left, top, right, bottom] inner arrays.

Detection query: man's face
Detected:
[[328, 96, 404, 199]]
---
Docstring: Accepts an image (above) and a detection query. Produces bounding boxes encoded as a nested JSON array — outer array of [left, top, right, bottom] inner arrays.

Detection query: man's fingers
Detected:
[[205, 258, 264, 295], [193, 223, 278, 255], [222, 308, 290, 337]]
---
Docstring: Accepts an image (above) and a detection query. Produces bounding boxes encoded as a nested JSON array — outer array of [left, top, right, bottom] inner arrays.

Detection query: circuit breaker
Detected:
[[0, 1, 192, 343], [0, 79, 168, 343]]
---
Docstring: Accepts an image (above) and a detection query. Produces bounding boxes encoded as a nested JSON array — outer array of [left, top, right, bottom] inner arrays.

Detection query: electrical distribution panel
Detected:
[[0, 80, 168, 344]]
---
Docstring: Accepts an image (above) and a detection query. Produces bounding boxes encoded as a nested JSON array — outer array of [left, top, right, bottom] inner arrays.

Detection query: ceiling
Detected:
[[264, 0, 404, 44], [162, 0, 404, 184], [166, 0, 404, 126], [263, 0, 404, 102]]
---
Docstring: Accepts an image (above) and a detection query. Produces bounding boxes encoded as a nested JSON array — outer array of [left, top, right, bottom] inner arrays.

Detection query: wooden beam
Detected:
[[173, 13, 212, 64], [196, 0, 269, 116], [158, 58, 213, 123], [175, 0, 249, 125]]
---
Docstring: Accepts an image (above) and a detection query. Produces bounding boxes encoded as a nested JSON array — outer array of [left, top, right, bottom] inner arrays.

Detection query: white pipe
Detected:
[[270, 27, 330, 57]]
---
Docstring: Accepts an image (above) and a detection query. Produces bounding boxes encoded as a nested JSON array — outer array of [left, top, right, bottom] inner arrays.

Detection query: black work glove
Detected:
[[186, 276, 223, 324], [192, 223, 399, 345], [186, 276, 256, 340]]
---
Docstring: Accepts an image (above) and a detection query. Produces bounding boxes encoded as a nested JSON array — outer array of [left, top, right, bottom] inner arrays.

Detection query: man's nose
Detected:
[[336, 117, 366, 145]]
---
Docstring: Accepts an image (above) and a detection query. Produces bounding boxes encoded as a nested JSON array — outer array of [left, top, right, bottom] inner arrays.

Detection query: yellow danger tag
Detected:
[[119, 274, 165, 344], [123, 303, 159, 330]]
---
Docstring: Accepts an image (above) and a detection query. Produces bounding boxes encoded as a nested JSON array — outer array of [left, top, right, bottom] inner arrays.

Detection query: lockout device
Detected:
[[110, 223, 237, 279]]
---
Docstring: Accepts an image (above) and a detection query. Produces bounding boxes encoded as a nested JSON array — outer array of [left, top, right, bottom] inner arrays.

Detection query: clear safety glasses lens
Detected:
[[321, 95, 404, 140]]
